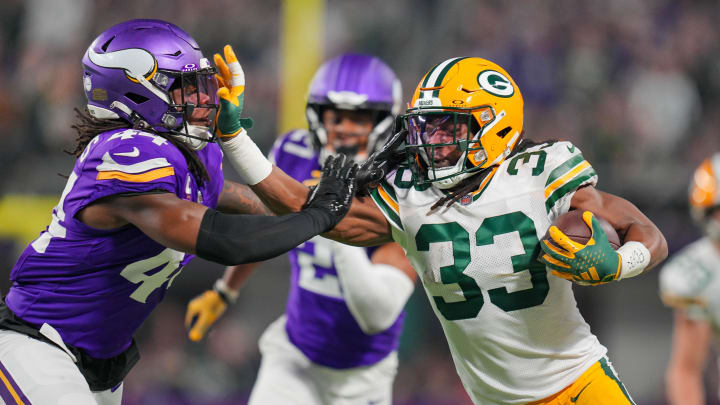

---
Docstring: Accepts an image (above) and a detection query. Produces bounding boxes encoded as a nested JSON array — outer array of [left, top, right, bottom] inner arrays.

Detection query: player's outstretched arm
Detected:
[[571, 186, 667, 275], [77, 160, 356, 265], [216, 180, 275, 216], [213, 44, 392, 246], [665, 310, 710, 405], [185, 263, 259, 341]]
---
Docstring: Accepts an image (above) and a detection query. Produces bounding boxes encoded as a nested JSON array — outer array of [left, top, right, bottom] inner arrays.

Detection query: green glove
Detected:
[[539, 211, 621, 286], [214, 45, 254, 140]]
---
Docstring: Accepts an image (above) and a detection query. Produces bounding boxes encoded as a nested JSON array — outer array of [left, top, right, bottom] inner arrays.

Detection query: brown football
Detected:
[[544, 210, 621, 250]]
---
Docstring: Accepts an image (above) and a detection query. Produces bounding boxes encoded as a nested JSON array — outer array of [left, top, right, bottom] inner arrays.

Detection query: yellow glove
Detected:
[[185, 290, 228, 342], [539, 211, 621, 286], [214, 45, 253, 140]]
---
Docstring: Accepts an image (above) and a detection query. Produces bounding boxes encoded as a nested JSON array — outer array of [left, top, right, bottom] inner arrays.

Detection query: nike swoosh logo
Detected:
[[113, 147, 140, 157], [570, 382, 591, 402], [566, 145, 576, 153]]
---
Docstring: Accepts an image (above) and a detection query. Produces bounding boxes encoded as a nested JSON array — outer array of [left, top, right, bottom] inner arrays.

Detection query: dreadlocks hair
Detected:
[[429, 133, 552, 211], [69, 107, 210, 187]]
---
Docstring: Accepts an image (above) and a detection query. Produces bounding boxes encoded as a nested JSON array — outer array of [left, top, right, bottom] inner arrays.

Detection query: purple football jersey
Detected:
[[6, 128, 223, 358], [269, 129, 405, 369]]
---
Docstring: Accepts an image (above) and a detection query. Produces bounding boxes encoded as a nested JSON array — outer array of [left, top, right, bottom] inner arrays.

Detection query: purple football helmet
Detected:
[[306, 53, 402, 160], [82, 19, 219, 150]]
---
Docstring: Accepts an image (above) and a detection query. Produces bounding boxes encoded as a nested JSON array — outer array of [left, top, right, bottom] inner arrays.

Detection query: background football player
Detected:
[[660, 153, 720, 405], [0, 20, 357, 405], [218, 56, 668, 404], [185, 53, 416, 405]]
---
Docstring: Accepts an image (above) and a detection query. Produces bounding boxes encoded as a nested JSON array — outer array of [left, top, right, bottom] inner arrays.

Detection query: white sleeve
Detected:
[[331, 242, 414, 335]]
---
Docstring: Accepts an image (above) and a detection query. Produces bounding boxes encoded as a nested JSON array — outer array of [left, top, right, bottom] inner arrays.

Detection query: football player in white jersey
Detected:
[[215, 55, 667, 404], [660, 154, 720, 405]]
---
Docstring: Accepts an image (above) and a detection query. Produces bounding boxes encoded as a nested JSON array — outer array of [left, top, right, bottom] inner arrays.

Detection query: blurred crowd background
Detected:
[[1, 0, 720, 403]]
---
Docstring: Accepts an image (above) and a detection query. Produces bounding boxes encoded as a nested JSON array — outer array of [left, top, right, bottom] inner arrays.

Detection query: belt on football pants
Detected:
[[0, 296, 139, 392]]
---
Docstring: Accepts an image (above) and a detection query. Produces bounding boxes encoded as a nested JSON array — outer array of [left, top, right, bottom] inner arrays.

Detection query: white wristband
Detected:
[[214, 278, 240, 303], [220, 130, 272, 185], [617, 241, 651, 280]]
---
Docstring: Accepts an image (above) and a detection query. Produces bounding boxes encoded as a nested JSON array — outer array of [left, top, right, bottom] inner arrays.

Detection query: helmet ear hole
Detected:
[[100, 36, 115, 52], [497, 126, 512, 138], [125, 92, 149, 104]]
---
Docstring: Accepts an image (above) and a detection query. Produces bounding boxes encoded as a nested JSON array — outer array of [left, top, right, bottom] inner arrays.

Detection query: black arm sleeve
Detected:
[[195, 208, 334, 265]]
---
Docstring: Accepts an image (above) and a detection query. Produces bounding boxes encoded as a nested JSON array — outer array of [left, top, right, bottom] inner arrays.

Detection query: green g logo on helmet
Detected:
[[477, 70, 514, 98]]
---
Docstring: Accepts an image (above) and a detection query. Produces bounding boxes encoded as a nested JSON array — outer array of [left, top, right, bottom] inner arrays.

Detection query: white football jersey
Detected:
[[370, 141, 607, 404], [660, 237, 720, 324]]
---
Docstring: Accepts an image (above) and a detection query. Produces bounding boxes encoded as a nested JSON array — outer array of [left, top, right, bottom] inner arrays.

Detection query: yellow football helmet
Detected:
[[403, 57, 524, 189], [689, 154, 720, 241]]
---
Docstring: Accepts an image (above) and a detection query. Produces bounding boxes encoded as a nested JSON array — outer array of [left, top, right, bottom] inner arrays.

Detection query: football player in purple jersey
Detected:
[[186, 54, 417, 405], [0, 20, 357, 405]]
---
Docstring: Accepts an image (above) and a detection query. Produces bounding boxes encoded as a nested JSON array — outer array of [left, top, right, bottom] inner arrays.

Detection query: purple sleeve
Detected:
[[80, 131, 186, 203]]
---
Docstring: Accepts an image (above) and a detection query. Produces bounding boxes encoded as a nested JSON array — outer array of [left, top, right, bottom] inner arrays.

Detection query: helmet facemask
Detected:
[[405, 107, 497, 189], [163, 65, 219, 150]]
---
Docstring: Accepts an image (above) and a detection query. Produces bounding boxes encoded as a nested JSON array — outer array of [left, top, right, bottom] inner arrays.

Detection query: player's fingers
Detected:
[[188, 312, 211, 342], [215, 74, 227, 90], [223, 45, 245, 89], [214, 53, 231, 83], [540, 239, 573, 261], [551, 270, 574, 280], [541, 253, 571, 269], [217, 87, 240, 106], [185, 305, 198, 328], [322, 155, 335, 177], [548, 226, 585, 252], [581, 211, 595, 229]]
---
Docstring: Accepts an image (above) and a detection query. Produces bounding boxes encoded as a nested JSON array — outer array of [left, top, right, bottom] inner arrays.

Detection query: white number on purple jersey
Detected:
[[120, 248, 186, 303], [297, 236, 342, 298]]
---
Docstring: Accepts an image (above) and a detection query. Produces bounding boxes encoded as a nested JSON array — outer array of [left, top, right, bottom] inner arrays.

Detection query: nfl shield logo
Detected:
[[460, 194, 472, 206]]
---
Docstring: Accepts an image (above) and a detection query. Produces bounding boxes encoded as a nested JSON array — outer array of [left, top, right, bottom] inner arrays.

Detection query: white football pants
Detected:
[[248, 315, 398, 405], [0, 329, 122, 405]]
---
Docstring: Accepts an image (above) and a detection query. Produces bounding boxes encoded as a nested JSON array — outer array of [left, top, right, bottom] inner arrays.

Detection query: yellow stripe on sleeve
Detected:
[[377, 184, 399, 213], [97, 166, 175, 183], [544, 161, 591, 199]]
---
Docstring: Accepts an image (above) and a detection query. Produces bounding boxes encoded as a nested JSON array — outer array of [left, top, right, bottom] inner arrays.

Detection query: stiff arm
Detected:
[[250, 166, 393, 246]]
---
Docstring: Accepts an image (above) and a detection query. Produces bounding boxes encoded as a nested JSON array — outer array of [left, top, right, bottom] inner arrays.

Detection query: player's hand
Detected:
[[539, 211, 621, 286], [304, 154, 358, 231], [356, 128, 407, 196], [185, 290, 228, 341], [214, 45, 254, 140]]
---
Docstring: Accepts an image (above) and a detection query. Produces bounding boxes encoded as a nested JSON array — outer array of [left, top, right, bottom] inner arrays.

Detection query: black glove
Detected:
[[304, 154, 358, 231], [356, 128, 408, 196]]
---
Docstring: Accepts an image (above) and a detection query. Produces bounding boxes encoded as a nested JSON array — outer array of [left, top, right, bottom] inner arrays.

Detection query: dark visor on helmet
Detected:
[[163, 67, 219, 140]]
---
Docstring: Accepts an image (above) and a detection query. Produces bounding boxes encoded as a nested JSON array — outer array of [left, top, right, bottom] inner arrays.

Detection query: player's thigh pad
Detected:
[[533, 356, 635, 405], [0, 329, 97, 405], [248, 316, 320, 405]]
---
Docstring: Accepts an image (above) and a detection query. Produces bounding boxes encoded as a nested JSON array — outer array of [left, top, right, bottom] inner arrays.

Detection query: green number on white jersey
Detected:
[[415, 211, 548, 320]]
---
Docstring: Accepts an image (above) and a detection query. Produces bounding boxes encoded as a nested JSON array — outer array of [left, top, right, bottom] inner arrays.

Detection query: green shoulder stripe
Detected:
[[370, 187, 404, 231], [545, 154, 585, 187], [544, 167, 597, 212]]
